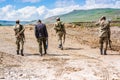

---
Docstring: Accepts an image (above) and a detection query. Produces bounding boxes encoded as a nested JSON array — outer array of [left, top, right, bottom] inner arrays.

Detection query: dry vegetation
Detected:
[[65, 22, 120, 52]]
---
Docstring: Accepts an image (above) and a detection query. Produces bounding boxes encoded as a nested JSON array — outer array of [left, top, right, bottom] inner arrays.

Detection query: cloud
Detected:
[[45, 5, 80, 18], [45, 0, 81, 18], [0, 0, 5, 2], [84, 0, 120, 9], [0, 0, 120, 21], [0, 5, 47, 21], [0, 4, 80, 21], [55, 0, 76, 7]]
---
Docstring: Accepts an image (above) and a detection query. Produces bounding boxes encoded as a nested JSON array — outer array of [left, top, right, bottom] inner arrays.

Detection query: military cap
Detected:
[[100, 16, 106, 20], [16, 20, 20, 24]]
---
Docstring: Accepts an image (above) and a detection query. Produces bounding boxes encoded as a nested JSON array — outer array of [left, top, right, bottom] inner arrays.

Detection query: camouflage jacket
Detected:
[[54, 21, 66, 33], [14, 24, 25, 38], [96, 20, 110, 38]]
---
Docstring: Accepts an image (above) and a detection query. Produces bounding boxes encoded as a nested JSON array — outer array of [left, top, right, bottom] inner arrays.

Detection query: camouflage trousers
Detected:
[[99, 37, 108, 55], [37, 37, 47, 55], [99, 37, 108, 50], [57, 32, 64, 49], [16, 37, 24, 51]]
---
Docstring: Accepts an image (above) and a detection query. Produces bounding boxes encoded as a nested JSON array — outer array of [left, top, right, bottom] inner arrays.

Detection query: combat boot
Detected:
[[21, 49, 24, 56], [17, 50, 19, 55], [39, 51, 42, 56], [40, 53, 43, 56], [44, 50, 47, 55], [58, 44, 62, 48], [104, 49, 107, 55], [61, 46, 63, 50]]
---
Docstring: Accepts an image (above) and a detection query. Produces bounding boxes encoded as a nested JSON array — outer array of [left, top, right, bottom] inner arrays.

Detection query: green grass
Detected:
[[45, 8, 120, 23]]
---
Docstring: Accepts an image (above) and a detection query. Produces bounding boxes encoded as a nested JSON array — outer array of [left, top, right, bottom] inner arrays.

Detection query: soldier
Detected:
[[14, 20, 25, 56], [54, 17, 66, 50], [35, 20, 48, 56], [96, 16, 110, 55]]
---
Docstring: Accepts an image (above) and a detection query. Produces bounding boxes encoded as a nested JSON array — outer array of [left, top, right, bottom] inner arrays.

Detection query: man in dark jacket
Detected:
[[35, 20, 48, 56]]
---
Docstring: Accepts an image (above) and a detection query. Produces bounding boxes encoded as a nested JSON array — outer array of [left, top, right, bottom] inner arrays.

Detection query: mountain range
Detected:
[[45, 8, 120, 23], [0, 8, 120, 26]]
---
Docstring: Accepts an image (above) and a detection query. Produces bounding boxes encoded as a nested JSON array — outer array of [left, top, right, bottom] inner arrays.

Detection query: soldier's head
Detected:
[[37, 19, 41, 23], [16, 20, 20, 24], [100, 16, 106, 21], [56, 17, 60, 21]]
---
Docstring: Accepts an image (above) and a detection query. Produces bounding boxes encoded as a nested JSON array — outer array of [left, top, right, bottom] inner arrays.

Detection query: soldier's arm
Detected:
[[54, 23, 57, 30], [13, 25, 17, 36], [54, 23, 58, 33], [63, 23, 66, 34], [17, 25, 25, 37], [34, 25, 39, 38], [95, 21, 100, 26], [13, 25, 16, 31], [20, 25, 25, 33]]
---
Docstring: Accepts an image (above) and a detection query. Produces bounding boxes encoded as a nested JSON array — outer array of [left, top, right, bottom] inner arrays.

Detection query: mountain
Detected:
[[45, 8, 120, 23], [0, 20, 30, 26]]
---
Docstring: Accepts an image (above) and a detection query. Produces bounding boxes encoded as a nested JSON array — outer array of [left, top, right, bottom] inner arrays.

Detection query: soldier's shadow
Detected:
[[107, 53, 120, 55], [47, 53, 69, 56], [64, 47, 83, 50], [25, 53, 40, 56]]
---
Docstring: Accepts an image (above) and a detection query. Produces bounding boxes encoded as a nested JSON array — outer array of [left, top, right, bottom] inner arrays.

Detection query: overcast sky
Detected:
[[0, 0, 120, 21]]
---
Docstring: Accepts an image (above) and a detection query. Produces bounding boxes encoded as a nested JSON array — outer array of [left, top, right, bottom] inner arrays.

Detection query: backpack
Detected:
[[55, 21, 64, 31]]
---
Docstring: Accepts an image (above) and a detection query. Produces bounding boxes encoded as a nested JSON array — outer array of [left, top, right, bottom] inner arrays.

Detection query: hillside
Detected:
[[45, 8, 120, 23]]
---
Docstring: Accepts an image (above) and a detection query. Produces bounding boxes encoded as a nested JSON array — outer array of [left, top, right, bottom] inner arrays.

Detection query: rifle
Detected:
[[63, 33, 66, 44], [108, 39, 112, 50]]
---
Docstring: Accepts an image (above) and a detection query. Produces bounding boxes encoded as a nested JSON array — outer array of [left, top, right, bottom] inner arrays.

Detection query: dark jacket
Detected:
[[35, 23, 48, 38]]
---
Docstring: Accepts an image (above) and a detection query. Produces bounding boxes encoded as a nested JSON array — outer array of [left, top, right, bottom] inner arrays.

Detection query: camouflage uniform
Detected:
[[14, 23, 25, 56], [35, 20, 48, 56], [97, 18, 110, 55], [54, 20, 66, 50]]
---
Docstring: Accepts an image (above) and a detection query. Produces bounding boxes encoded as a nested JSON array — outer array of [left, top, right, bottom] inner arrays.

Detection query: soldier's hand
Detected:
[[46, 37, 48, 40]]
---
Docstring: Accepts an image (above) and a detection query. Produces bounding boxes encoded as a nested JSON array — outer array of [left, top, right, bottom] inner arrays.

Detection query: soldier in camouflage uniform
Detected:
[[35, 20, 48, 56], [14, 20, 25, 56], [54, 17, 66, 50], [96, 16, 110, 55]]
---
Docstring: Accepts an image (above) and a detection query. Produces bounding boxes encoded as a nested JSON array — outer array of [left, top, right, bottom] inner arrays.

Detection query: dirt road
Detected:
[[0, 25, 120, 80]]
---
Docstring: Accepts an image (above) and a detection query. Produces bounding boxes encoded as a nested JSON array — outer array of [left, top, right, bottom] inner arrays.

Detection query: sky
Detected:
[[0, 0, 120, 21]]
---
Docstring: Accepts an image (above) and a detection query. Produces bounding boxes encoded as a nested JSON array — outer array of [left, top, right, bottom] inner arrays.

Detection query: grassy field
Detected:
[[72, 21, 120, 28]]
